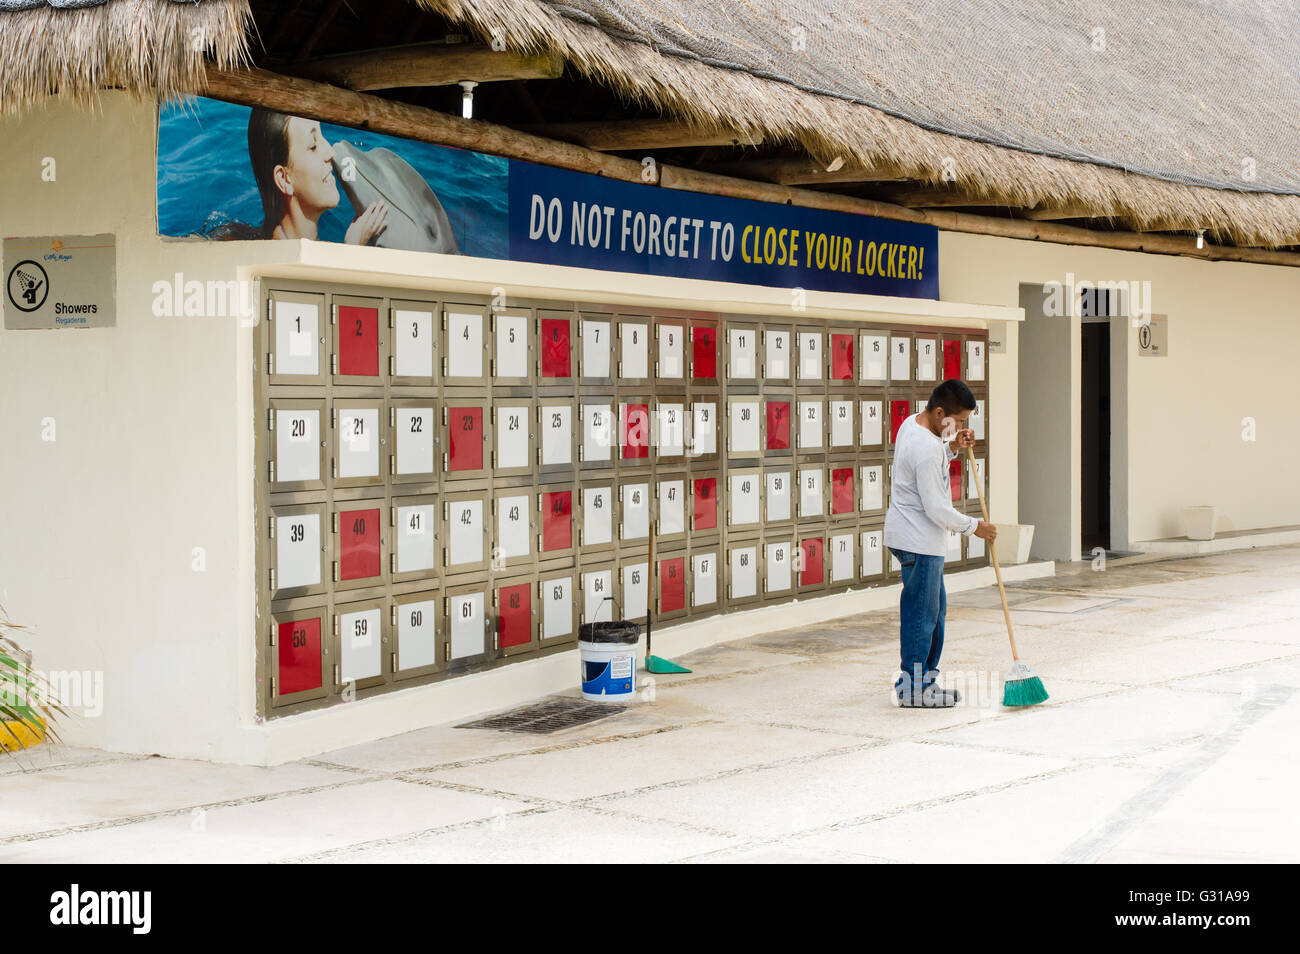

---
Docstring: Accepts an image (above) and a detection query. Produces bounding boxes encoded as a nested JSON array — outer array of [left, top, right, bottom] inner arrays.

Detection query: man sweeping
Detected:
[[884, 379, 997, 707]]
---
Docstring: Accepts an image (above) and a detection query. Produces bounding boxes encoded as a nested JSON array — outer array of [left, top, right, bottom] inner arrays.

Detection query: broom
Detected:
[[644, 530, 691, 674], [966, 445, 1048, 707]]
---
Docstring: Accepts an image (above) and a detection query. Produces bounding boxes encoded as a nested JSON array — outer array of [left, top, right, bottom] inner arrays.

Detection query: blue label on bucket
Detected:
[[582, 656, 634, 696]]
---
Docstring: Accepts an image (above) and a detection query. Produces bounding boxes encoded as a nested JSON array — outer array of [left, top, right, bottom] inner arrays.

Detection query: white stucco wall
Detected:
[[940, 230, 1300, 548], [2, 94, 1022, 763]]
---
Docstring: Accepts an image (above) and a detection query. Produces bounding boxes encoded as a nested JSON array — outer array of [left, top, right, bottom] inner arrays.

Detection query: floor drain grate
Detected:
[[455, 698, 627, 734]]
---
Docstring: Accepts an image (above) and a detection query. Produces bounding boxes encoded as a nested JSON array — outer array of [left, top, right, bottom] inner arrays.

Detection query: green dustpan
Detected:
[[645, 654, 691, 674]]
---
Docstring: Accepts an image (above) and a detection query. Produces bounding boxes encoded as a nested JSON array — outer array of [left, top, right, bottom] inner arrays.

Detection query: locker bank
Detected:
[[2, 0, 1298, 764]]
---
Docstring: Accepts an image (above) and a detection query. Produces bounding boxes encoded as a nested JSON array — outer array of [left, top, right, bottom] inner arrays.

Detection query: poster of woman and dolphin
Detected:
[[156, 96, 508, 257]]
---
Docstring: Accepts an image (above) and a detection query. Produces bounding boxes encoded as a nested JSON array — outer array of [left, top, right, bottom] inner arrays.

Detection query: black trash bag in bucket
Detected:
[[578, 620, 641, 644]]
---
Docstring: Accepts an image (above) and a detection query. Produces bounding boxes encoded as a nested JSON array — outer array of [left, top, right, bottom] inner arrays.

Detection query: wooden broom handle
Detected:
[[966, 445, 1020, 661]]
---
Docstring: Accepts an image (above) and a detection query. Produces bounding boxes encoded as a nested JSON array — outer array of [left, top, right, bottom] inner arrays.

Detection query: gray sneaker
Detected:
[[896, 685, 962, 708]]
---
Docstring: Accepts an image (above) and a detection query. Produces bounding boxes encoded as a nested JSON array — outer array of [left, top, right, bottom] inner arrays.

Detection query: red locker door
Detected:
[[766, 400, 791, 450], [278, 615, 322, 694], [448, 406, 484, 471], [830, 334, 854, 380], [660, 557, 686, 613], [541, 317, 571, 378], [340, 507, 381, 580], [692, 325, 717, 379], [621, 403, 649, 458], [693, 477, 718, 530], [498, 583, 532, 648], [801, 538, 824, 585], [942, 339, 962, 380], [338, 305, 379, 376], [541, 490, 573, 551], [831, 467, 855, 514], [890, 400, 911, 443]]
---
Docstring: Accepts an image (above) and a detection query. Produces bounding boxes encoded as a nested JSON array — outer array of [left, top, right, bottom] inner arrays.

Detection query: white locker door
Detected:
[[395, 504, 436, 573], [730, 546, 757, 599], [446, 312, 483, 379], [765, 329, 790, 379], [541, 405, 572, 466], [447, 500, 484, 566], [830, 400, 854, 447], [582, 404, 613, 462], [766, 470, 792, 521], [582, 319, 611, 377], [860, 333, 887, 381], [692, 552, 718, 605], [449, 592, 485, 659], [861, 465, 884, 511], [339, 607, 382, 682], [830, 533, 854, 582], [542, 576, 574, 640], [729, 472, 761, 526], [766, 541, 791, 592], [621, 482, 650, 540], [692, 402, 717, 455], [799, 468, 823, 517], [659, 480, 685, 535], [583, 486, 613, 545], [497, 494, 530, 559], [862, 530, 884, 576], [583, 569, 614, 623], [799, 401, 823, 449], [397, 598, 438, 670], [497, 405, 530, 468]]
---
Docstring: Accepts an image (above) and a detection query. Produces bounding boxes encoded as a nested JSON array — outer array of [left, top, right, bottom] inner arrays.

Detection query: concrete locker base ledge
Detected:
[[241, 560, 1056, 767], [1136, 526, 1300, 556]]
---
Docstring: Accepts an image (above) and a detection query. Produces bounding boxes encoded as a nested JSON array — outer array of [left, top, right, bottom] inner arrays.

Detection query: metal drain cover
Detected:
[[455, 698, 627, 734]]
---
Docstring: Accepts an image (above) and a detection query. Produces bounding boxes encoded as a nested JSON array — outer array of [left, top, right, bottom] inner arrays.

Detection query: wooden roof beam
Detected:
[[893, 189, 1006, 209], [704, 157, 908, 185], [294, 43, 564, 91], [1024, 204, 1104, 221], [517, 118, 761, 151]]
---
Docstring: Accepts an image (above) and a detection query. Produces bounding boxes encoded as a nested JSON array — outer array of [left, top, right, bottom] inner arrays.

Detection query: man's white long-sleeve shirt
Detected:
[[883, 413, 977, 557]]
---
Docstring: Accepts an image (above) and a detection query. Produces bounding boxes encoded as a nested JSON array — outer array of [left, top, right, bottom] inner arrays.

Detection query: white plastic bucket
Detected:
[[578, 639, 638, 702]]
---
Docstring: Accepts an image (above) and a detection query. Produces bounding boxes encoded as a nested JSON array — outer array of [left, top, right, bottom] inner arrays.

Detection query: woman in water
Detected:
[[246, 108, 388, 244]]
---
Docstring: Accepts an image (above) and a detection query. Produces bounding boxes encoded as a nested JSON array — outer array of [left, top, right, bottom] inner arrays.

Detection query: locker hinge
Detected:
[[268, 517, 276, 538], [270, 677, 277, 698], [269, 568, 276, 591], [493, 633, 499, 651], [266, 408, 274, 430], [333, 664, 340, 686], [269, 623, 277, 647], [331, 304, 338, 324], [332, 512, 340, 533], [389, 406, 396, 426], [388, 355, 395, 375], [332, 561, 340, 582], [268, 460, 276, 482], [389, 454, 395, 475], [333, 615, 340, 637], [390, 553, 396, 574], [390, 651, 398, 672], [266, 352, 274, 375], [331, 354, 339, 374]]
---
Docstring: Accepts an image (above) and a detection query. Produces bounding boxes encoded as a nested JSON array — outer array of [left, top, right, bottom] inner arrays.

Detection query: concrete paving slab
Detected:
[[1092, 695, 1300, 863], [312, 805, 742, 863], [601, 741, 1069, 839], [0, 779, 529, 863], [418, 722, 864, 801], [787, 764, 1155, 863], [312, 698, 716, 774], [0, 757, 358, 839], [929, 687, 1242, 759]]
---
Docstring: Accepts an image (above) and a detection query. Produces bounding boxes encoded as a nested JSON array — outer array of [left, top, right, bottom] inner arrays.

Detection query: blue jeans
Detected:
[[889, 547, 946, 697]]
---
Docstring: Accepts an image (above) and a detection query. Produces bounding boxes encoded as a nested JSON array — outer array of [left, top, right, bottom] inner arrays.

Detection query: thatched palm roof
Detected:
[[0, 0, 249, 114], [411, 0, 1300, 249], [3, 0, 1300, 252]]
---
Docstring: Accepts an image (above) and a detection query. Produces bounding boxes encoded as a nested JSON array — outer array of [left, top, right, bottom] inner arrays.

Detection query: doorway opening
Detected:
[[1080, 288, 1113, 553]]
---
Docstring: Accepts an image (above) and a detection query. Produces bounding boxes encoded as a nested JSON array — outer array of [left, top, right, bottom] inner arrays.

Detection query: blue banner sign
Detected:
[[508, 161, 937, 299], [158, 97, 937, 300]]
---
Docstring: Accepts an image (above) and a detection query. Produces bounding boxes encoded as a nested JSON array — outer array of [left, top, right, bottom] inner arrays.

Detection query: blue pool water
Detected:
[[157, 97, 508, 258]]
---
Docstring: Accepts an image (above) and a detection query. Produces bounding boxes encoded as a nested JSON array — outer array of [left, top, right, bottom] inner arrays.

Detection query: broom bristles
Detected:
[[1002, 660, 1049, 707]]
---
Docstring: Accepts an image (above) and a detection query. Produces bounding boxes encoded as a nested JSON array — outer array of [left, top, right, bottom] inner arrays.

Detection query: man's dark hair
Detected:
[[927, 379, 976, 415]]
